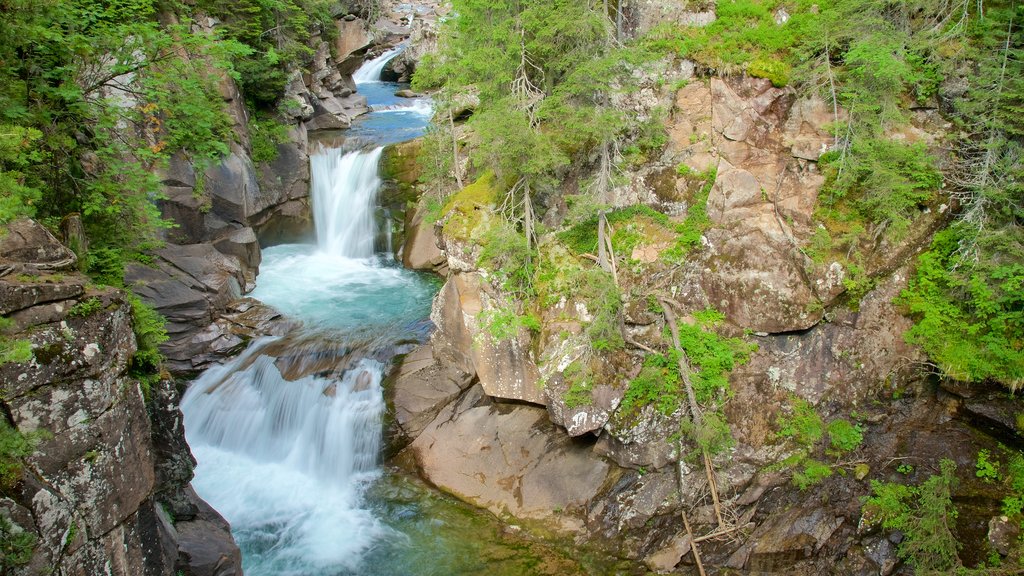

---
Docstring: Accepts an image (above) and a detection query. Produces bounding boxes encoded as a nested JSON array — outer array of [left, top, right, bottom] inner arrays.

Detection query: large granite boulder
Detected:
[[407, 385, 610, 532]]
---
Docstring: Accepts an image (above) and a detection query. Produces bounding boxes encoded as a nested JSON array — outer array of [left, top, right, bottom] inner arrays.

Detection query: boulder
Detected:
[[401, 203, 445, 271], [430, 272, 544, 405], [407, 385, 610, 531], [0, 218, 78, 274], [334, 17, 370, 61], [174, 489, 244, 576], [388, 344, 474, 444], [126, 244, 248, 373], [737, 504, 843, 571]]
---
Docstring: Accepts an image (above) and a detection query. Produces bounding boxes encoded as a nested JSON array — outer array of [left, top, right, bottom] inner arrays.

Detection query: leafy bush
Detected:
[[0, 515, 36, 572], [68, 297, 104, 318], [479, 305, 540, 342], [127, 294, 167, 378], [862, 459, 961, 572], [558, 205, 670, 255], [249, 116, 290, 163], [899, 226, 1024, 390], [479, 221, 533, 297], [827, 419, 863, 453], [793, 459, 833, 490], [820, 139, 940, 241], [976, 449, 1000, 482], [777, 398, 824, 446]]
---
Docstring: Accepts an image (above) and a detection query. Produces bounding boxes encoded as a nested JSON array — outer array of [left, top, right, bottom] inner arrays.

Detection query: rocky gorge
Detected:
[[1, 0, 1022, 575]]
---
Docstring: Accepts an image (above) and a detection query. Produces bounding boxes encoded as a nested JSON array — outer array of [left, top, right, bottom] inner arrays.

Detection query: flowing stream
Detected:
[[180, 54, 598, 576]]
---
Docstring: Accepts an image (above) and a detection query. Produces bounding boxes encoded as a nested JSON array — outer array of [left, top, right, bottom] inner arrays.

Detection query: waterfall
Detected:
[[353, 46, 402, 83], [182, 339, 385, 482], [311, 147, 384, 258], [182, 338, 392, 574]]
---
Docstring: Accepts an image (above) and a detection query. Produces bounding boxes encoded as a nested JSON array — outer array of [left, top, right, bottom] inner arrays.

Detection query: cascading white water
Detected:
[[353, 46, 402, 83], [311, 147, 384, 257], [182, 340, 394, 574]]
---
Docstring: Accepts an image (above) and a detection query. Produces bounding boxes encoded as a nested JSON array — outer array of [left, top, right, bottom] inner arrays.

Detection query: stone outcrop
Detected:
[[0, 220, 241, 576], [430, 272, 543, 405], [662, 77, 835, 333], [405, 384, 611, 532]]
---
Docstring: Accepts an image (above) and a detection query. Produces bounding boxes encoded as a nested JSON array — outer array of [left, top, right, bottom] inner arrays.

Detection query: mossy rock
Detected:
[[441, 172, 498, 241]]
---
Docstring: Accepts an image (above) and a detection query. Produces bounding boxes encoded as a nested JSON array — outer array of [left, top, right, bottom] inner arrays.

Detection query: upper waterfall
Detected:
[[311, 147, 384, 258], [353, 46, 402, 83]]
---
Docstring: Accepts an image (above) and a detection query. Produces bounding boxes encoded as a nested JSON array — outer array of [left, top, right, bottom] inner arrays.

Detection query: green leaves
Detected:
[[863, 460, 961, 572], [900, 227, 1024, 390]]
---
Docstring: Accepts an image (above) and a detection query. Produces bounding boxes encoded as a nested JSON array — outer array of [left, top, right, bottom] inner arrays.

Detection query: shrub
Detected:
[[863, 459, 961, 572], [0, 420, 43, 491], [777, 398, 824, 446], [68, 297, 104, 318], [249, 116, 290, 163], [976, 449, 1000, 482], [794, 459, 833, 490], [827, 419, 863, 453]]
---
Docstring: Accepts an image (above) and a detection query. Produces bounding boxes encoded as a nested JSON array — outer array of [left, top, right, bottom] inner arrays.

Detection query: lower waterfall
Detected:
[[182, 145, 434, 575]]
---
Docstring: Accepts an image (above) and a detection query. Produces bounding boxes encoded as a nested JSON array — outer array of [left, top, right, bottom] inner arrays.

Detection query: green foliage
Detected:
[[1002, 453, 1024, 518], [0, 317, 32, 366], [620, 311, 750, 421], [0, 420, 43, 491], [863, 459, 961, 572], [692, 410, 735, 456], [646, 0, 818, 74], [68, 297, 104, 318], [663, 167, 716, 262], [193, 0, 336, 107], [777, 398, 824, 447], [819, 139, 941, 241], [676, 310, 752, 404], [976, 449, 1001, 482], [0, 515, 36, 571], [442, 172, 497, 240], [827, 419, 863, 453], [0, 0, 247, 284], [127, 294, 167, 381], [793, 458, 833, 490], [747, 58, 791, 87], [479, 305, 540, 342], [558, 205, 670, 255], [0, 125, 43, 223], [619, 352, 683, 418], [479, 221, 534, 297], [577, 268, 623, 352], [899, 227, 1024, 390], [562, 360, 594, 408], [249, 115, 289, 163]]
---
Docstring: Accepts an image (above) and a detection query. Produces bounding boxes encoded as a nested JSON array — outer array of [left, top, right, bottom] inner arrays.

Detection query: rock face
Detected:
[[405, 383, 611, 532], [384, 65, 979, 574], [430, 272, 544, 405], [0, 221, 241, 576], [664, 77, 836, 333]]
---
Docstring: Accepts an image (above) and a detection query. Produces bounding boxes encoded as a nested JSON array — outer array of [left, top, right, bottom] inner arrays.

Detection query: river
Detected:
[[179, 50, 596, 576]]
